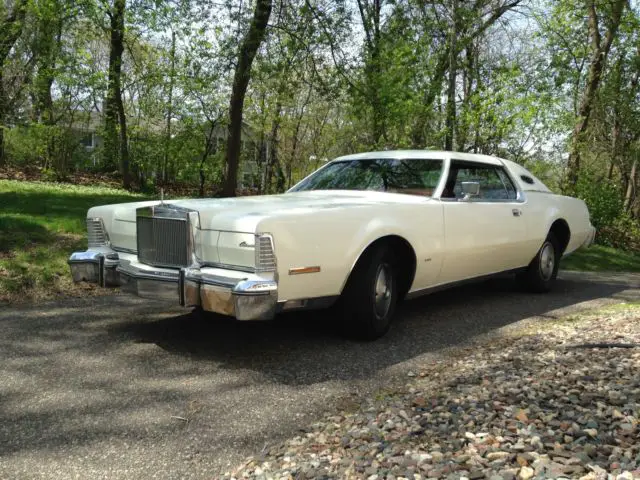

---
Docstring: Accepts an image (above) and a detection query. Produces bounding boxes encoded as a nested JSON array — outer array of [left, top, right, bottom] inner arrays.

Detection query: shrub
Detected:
[[575, 171, 640, 252], [5, 124, 89, 179]]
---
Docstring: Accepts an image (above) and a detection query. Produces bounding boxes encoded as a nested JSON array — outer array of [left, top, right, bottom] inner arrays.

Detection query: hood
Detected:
[[106, 190, 429, 232], [87, 190, 430, 268]]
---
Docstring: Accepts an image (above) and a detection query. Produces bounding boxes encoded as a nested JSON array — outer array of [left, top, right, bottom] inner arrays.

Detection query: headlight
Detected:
[[255, 233, 276, 273], [87, 217, 110, 248]]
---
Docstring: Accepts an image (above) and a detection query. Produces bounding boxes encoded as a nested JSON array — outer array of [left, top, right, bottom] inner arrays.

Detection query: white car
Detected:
[[69, 150, 595, 339]]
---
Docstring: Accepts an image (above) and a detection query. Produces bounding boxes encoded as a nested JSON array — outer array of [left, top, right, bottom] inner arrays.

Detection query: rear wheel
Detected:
[[518, 232, 560, 293], [338, 245, 398, 340]]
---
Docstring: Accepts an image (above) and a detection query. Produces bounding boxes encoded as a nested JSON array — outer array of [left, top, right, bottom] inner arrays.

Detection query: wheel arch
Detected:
[[340, 235, 417, 301], [549, 218, 571, 254]]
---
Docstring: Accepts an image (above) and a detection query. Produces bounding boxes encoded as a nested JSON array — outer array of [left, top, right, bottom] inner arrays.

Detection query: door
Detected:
[[438, 160, 527, 284]]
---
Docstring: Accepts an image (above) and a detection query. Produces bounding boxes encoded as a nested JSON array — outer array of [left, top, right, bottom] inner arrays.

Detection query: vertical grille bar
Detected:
[[137, 215, 190, 268]]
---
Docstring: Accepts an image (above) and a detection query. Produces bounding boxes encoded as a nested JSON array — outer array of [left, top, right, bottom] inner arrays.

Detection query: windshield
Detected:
[[289, 158, 444, 197]]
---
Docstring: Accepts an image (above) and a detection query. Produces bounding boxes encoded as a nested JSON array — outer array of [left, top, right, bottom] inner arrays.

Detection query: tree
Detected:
[[564, 0, 626, 191], [0, 0, 28, 166], [222, 0, 273, 197], [103, 0, 131, 189]]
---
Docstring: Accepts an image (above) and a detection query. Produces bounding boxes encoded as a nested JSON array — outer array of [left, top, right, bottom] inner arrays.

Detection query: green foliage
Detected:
[[0, 179, 147, 302], [574, 172, 624, 232], [597, 214, 640, 252], [574, 171, 640, 252], [5, 124, 88, 178]]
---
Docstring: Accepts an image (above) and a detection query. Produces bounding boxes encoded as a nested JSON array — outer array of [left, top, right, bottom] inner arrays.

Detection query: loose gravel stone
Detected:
[[224, 308, 640, 480]]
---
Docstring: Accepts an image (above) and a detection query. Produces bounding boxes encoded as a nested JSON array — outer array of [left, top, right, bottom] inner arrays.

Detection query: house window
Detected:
[[243, 173, 253, 187], [80, 132, 95, 149]]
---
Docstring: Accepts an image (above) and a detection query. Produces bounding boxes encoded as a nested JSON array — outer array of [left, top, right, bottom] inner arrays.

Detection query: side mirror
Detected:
[[461, 181, 480, 201]]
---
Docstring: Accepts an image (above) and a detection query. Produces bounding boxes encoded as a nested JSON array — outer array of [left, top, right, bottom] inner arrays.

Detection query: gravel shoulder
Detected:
[[0, 271, 639, 479], [226, 299, 640, 480]]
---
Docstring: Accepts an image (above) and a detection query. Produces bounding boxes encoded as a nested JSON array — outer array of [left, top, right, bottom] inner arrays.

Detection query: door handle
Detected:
[[512, 209, 522, 217]]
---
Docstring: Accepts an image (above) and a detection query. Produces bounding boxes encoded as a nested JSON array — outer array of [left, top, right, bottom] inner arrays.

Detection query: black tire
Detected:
[[338, 245, 398, 340], [517, 232, 560, 293]]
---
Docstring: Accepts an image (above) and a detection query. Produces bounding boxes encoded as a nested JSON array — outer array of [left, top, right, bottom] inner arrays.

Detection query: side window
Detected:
[[496, 168, 518, 200], [444, 161, 518, 201]]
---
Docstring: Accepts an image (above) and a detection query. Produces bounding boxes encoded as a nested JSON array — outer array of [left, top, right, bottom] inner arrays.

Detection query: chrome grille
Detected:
[[136, 216, 190, 268], [87, 218, 109, 247], [255, 234, 276, 272]]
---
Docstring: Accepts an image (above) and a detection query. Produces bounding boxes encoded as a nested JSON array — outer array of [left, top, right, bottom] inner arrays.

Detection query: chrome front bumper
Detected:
[[68, 250, 278, 320]]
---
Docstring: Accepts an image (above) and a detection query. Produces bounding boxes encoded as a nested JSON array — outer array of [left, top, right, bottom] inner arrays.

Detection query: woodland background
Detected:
[[1, 0, 639, 249]]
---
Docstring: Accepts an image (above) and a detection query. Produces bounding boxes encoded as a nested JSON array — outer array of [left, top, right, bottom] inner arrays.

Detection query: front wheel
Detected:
[[338, 245, 398, 340], [517, 232, 560, 293]]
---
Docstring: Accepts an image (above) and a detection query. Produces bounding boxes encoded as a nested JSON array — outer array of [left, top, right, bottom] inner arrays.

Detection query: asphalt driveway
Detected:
[[1, 271, 639, 479]]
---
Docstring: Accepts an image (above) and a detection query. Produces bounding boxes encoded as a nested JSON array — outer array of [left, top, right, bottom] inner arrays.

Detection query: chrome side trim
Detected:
[[112, 246, 137, 254], [405, 268, 526, 300], [200, 261, 256, 273], [116, 261, 179, 282]]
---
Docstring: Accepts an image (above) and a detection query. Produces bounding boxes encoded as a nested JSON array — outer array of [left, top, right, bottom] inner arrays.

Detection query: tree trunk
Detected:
[[0, 112, 4, 168], [265, 102, 282, 194], [0, 0, 28, 167], [199, 120, 217, 197], [162, 30, 176, 185], [0, 70, 5, 168], [104, 0, 130, 189], [624, 158, 637, 212], [610, 58, 622, 182], [457, 39, 477, 151], [565, 0, 625, 191], [222, 0, 272, 197], [444, 0, 458, 151], [33, 1, 63, 126], [356, 0, 384, 145]]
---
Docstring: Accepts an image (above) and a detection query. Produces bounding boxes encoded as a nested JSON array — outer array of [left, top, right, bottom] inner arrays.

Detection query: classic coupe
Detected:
[[69, 150, 595, 339]]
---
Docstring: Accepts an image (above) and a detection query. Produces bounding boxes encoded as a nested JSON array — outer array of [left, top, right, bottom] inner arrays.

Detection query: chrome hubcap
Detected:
[[539, 242, 555, 281], [374, 264, 392, 319]]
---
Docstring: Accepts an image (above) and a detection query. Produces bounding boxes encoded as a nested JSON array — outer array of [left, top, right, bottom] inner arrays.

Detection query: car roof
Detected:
[[333, 150, 504, 166]]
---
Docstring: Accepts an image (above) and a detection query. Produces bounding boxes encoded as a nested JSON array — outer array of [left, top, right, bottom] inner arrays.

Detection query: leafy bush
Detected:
[[575, 171, 640, 252], [5, 124, 89, 179], [575, 172, 624, 231], [597, 214, 640, 252]]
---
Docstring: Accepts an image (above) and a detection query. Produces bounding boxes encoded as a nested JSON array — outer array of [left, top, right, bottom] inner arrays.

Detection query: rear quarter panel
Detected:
[[523, 192, 592, 257]]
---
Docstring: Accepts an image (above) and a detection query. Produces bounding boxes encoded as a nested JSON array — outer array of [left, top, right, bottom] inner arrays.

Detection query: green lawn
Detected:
[[0, 179, 147, 303], [562, 244, 640, 272]]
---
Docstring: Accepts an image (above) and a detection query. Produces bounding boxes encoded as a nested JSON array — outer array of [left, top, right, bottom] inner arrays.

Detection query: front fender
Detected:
[[258, 202, 444, 301]]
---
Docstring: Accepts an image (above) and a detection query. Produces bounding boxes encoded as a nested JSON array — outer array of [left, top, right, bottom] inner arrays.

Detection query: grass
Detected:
[[0, 179, 147, 303], [562, 244, 640, 273]]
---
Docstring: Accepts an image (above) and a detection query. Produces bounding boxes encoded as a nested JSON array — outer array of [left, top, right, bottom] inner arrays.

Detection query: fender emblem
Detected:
[[239, 241, 255, 248]]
